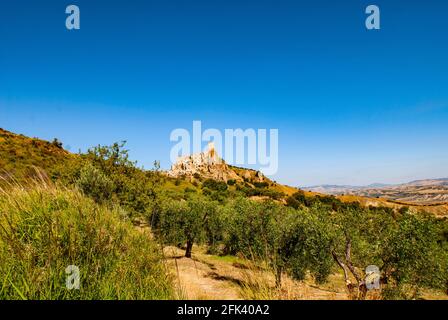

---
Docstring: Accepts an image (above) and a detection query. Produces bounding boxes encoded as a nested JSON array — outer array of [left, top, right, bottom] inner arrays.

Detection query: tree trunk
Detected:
[[332, 251, 355, 298], [332, 238, 369, 300], [185, 240, 193, 258], [344, 238, 367, 300]]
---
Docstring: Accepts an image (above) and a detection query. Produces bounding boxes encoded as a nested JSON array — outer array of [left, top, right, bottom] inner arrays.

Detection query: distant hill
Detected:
[[304, 178, 448, 206], [405, 178, 448, 187]]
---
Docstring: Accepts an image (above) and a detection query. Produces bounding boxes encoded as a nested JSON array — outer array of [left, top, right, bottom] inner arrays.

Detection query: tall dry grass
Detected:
[[0, 178, 174, 300]]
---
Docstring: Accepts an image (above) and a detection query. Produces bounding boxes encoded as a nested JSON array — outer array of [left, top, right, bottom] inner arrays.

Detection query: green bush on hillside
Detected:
[[76, 163, 114, 204], [202, 179, 228, 192]]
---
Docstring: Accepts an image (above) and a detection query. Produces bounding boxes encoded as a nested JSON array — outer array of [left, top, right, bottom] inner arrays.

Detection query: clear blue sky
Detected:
[[1, 0, 447, 186]]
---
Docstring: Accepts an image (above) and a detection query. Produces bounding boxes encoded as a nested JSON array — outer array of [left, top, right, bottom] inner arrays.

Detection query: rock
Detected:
[[167, 142, 242, 182]]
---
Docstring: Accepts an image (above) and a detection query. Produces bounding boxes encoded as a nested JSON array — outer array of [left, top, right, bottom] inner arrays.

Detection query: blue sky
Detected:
[[1, 0, 447, 186]]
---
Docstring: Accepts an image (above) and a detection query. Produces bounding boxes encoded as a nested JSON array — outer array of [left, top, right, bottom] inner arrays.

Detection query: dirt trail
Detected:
[[164, 247, 241, 299], [163, 246, 348, 300]]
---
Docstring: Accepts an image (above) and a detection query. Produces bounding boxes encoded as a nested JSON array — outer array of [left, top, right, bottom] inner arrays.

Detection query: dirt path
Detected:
[[163, 246, 348, 300], [164, 247, 241, 299]]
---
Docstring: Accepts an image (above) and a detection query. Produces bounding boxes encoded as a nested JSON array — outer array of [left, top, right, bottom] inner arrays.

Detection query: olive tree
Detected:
[[329, 204, 448, 300], [156, 196, 216, 258], [381, 213, 448, 299], [224, 198, 334, 287]]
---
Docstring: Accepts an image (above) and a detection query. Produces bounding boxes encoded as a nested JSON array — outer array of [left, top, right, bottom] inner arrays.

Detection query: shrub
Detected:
[[242, 187, 284, 200], [202, 179, 228, 192], [51, 138, 63, 149], [253, 181, 269, 189], [76, 163, 114, 203], [184, 187, 196, 194]]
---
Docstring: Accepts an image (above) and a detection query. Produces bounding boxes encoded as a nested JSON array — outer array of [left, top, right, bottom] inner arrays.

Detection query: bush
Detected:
[[0, 184, 174, 299], [242, 187, 284, 200], [202, 179, 228, 192], [253, 182, 269, 189], [184, 187, 196, 194], [79, 143, 163, 218], [76, 163, 114, 203], [51, 138, 63, 149], [286, 191, 307, 209]]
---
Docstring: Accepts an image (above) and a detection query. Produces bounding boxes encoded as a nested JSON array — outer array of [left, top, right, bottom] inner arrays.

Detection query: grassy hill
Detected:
[[0, 128, 74, 181]]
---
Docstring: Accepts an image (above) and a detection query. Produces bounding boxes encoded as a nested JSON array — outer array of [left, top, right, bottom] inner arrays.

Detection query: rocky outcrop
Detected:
[[167, 142, 242, 182]]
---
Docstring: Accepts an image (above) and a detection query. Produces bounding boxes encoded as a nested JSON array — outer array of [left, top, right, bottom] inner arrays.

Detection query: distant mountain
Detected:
[[404, 178, 448, 187], [304, 178, 448, 205], [303, 183, 390, 194]]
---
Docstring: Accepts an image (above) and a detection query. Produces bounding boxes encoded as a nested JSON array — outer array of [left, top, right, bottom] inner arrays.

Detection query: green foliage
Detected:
[[253, 181, 269, 188], [0, 184, 174, 299], [327, 203, 448, 299], [239, 186, 285, 200], [286, 191, 344, 210], [154, 196, 217, 257], [277, 206, 334, 284], [285, 191, 307, 209], [76, 142, 163, 218], [222, 198, 333, 286], [76, 163, 114, 203], [184, 187, 196, 194], [202, 179, 228, 192], [381, 213, 448, 298]]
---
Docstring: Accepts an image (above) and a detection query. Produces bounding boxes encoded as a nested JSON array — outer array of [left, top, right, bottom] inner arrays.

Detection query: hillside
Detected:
[[167, 142, 299, 199], [0, 128, 74, 180]]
